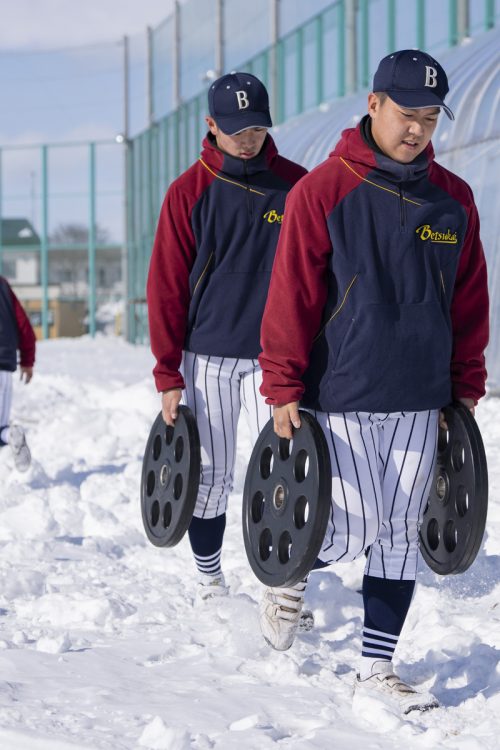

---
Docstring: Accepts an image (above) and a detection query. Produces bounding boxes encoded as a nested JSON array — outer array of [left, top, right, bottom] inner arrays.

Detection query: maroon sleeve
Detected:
[[258, 177, 333, 405], [271, 156, 308, 185], [9, 287, 36, 367], [146, 180, 198, 393], [449, 199, 489, 404], [428, 163, 489, 404]]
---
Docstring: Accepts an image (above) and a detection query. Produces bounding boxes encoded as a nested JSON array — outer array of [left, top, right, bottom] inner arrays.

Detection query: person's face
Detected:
[[205, 116, 268, 159], [368, 93, 440, 163]]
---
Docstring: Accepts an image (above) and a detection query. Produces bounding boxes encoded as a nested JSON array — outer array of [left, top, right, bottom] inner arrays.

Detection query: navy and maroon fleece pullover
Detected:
[[0, 276, 36, 372], [147, 133, 307, 393], [259, 119, 489, 413]]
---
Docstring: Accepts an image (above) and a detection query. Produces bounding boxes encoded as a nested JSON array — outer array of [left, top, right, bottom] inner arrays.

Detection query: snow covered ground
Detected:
[[0, 336, 499, 750]]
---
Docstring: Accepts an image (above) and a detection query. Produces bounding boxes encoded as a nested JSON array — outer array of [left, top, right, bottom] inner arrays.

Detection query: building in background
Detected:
[[0, 0, 499, 390], [1, 218, 121, 337]]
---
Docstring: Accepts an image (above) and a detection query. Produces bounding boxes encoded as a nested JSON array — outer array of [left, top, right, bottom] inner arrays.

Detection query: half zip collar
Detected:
[[201, 133, 277, 178], [243, 160, 254, 219], [336, 116, 432, 185]]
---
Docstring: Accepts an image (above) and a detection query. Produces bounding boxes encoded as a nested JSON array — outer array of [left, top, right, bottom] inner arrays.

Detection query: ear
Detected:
[[367, 92, 380, 119], [205, 115, 218, 135]]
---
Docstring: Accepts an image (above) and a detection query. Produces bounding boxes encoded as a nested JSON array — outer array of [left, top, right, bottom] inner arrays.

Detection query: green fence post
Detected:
[[173, 107, 181, 178], [388, 0, 396, 52], [337, 0, 346, 97], [126, 139, 136, 344], [183, 105, 190, 173], [262, 50, 269, 89], [88, 142, 96, 337], [485, 0, 495, 29], [361, 0, 370, 88], [195, 95, 202, 156], [417, 0, 425, 49], [40, 145, 49, 340], [277, 39, 285, 124], [296, 27, 304, 115], [315, 14, 324, 106], [449, 0, 458, 46]]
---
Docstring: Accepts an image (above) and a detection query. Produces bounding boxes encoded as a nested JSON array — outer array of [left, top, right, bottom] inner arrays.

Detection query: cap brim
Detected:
[[215, 110, 272, 135], [387, 91, 455, 120]]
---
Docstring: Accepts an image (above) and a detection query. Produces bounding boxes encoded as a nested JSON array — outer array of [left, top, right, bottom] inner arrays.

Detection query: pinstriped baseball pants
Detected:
[[0, 371, 13, 445], [314, 409, 439, 580], [181, 352, 272, 519]]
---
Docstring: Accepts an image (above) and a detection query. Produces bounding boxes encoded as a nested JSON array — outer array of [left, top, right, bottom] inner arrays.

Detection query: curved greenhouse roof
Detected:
[[272, 26, 500, 393]]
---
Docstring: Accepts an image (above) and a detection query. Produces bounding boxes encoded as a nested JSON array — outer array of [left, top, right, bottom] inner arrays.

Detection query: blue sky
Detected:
[[0, 0, 179, 242]]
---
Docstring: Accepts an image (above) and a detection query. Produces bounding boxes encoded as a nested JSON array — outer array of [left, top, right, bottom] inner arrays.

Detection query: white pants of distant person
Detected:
[[314, 409, 439, 581], [0, 371, 14, 446], [181, 352, 272, 519]]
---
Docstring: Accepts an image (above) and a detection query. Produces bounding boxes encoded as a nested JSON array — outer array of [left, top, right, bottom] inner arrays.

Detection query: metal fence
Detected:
[[125, 0, 500, 342], [0, 140, 123, 338], [1, 0, 498, 341]]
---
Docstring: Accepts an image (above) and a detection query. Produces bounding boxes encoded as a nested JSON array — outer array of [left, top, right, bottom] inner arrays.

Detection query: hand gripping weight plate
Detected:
[[419, 402, 488, 575], [141, 406, 201, 547], [243, 410, 332, 587]]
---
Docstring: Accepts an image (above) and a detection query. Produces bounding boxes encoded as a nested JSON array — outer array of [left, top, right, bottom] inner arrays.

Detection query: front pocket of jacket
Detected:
[[333, 301, 452, 386]]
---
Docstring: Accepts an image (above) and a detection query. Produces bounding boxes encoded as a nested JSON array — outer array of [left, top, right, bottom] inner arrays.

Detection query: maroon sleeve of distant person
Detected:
[[9, 286, 36, 367]]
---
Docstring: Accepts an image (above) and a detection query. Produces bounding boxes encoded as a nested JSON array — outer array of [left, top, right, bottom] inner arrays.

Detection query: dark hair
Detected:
[[374, 92, 388, 104]]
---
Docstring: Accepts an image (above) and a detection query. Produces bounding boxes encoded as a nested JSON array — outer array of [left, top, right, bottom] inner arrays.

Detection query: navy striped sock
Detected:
[[188, 514, 226, 577], [360, 574, 415, 670]]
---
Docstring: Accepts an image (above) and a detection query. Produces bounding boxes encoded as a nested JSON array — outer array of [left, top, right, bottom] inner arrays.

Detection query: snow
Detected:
[[1, 335, 499, 750]]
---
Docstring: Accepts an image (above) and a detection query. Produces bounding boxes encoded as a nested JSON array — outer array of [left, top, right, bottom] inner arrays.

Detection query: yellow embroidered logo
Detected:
[[416, 225, 458, 244], [263, 209, 283, 224]]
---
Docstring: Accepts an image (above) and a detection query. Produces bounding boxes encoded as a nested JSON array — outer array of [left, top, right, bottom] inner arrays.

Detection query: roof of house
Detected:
[[1, 218, 40, 246]]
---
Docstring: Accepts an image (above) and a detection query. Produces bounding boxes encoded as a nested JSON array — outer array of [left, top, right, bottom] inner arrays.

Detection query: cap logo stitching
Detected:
[[235, 90, 250, 110], [424, 66, 438, 88]]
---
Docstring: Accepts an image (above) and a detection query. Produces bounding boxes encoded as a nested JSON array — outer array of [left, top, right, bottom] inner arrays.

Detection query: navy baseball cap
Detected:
[[208, 72, 272, 135], [373, 49, 454, 120]]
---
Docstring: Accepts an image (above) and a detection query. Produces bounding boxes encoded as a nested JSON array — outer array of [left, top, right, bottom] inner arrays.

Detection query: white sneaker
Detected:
[[196, 572, 229, 601], [9, 425, 31, 472], [354, 660, 439, 715], [259, 579, 307, 650]]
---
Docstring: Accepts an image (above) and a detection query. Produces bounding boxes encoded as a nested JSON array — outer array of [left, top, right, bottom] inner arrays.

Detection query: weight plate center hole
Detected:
[[273, 483, 287, 513], [435, 472, 449, 503], [160, 463, 171, 488]]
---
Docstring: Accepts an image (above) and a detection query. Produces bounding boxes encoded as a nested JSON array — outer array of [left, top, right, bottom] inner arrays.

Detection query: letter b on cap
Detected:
[[235, 90, 250, 110], [425, 66, 438, 88]]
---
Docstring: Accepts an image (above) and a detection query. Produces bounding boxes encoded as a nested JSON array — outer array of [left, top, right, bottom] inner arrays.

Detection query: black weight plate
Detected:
[[141, 406, 201, 547], [419, 402, 488, 575], [242, 410, 332, 587]]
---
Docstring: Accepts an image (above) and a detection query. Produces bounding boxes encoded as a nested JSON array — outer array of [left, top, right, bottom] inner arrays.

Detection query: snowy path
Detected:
[[0, 337, 499, 750]]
